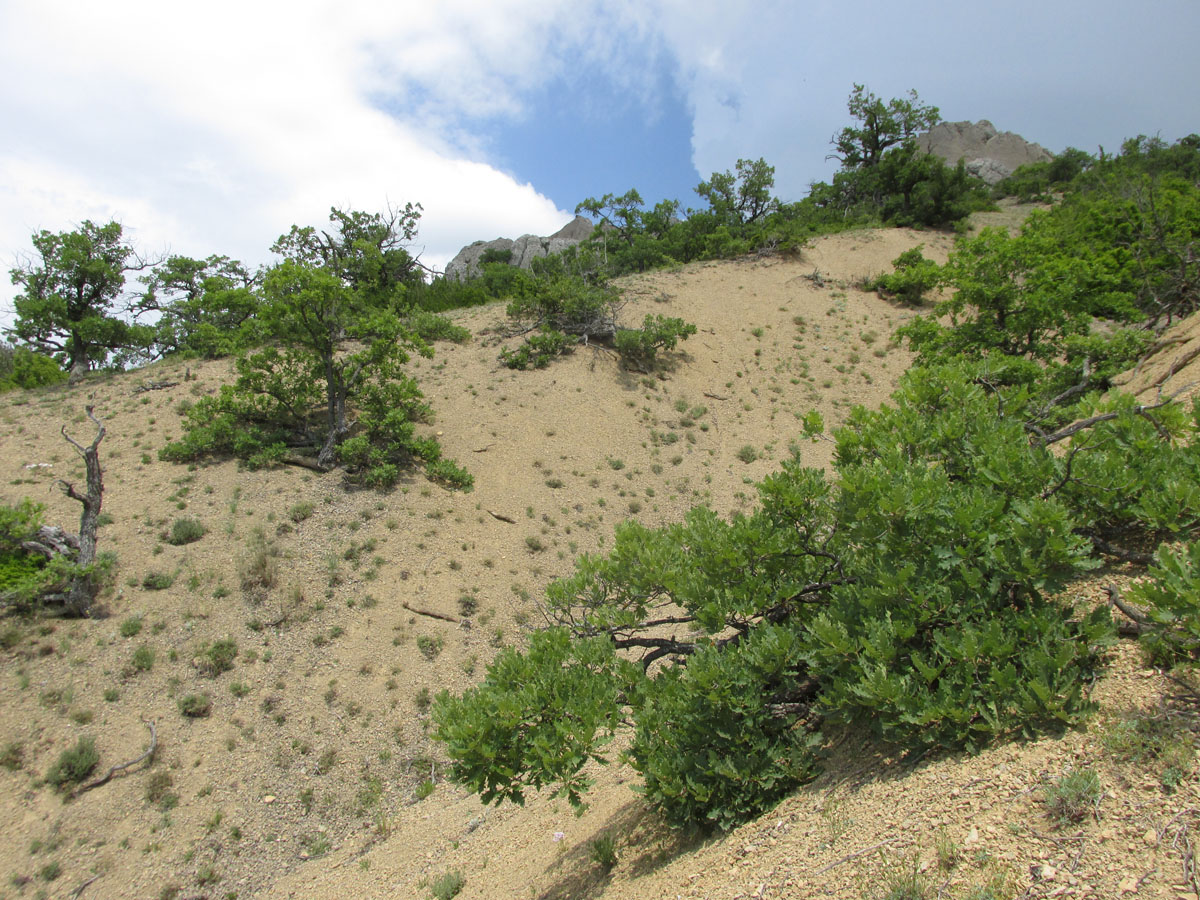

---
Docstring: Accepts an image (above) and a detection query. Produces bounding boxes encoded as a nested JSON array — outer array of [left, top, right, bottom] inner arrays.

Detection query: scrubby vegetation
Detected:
[[434, 129, 1200, 832], [1, 79, 1199, 896]]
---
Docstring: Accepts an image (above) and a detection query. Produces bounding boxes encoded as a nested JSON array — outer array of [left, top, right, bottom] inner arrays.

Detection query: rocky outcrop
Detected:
[[444, 215, 595, 280], [918, 120, 1054, 185]]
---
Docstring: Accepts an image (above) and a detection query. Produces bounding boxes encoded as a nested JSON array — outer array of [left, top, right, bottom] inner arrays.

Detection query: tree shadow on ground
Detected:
[[536, 798, 708, 900]]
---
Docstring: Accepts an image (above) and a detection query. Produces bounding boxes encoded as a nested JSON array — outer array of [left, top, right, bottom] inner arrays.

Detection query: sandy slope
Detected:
[[0, 227, 1195, 900]]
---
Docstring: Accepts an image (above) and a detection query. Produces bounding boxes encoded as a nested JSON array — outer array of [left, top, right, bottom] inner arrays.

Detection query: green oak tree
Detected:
[[8, 220, 154, 380]]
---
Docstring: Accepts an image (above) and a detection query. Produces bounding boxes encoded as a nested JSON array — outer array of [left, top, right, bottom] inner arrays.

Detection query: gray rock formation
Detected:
[[444, 215, 595, 280], [918, 120, 1053, 185]]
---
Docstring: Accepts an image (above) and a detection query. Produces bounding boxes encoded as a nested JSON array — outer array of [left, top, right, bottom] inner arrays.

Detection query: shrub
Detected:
[[631, 625, 821, 830], [198, 638, 237, 676], [736, 445, 758, 463], [613, 315, 697, 368], [0, 346, 68, 392], [1127, 542, 1200, 664], [1044, 769, 1102, 825], [288, 502, 315, 523], [868, 245, 941, 305], [589, 833, 618, 870], [405, 310, 471, 344], [429, 870, 465, 900], [499, 329, 573, 370], [45, 737, 99, 790], [178, 693, 212, 718], [130, 644, 155, 672], [165, 517, 206, 546], [141, 572, 174, 591], [119, 616, 143, 638]]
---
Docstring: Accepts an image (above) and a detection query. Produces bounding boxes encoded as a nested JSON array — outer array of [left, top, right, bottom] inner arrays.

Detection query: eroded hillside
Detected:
[[2, 229, 1196, 900]]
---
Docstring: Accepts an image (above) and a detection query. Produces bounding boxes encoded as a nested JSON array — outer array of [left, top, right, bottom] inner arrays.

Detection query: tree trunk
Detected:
[[317, 378, 347, 471], [59, 407, 105, 617]]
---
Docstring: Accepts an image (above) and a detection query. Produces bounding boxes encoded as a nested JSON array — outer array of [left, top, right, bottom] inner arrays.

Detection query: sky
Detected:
[[1, 0, 1198, 321]]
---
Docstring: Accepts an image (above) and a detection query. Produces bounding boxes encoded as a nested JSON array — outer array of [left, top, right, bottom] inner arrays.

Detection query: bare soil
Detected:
[[1, 226, 1197, 900]]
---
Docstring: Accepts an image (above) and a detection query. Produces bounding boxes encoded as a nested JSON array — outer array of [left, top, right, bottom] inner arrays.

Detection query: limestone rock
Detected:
[[444, 215, 594, 280], [918, 119, 1054, 184]]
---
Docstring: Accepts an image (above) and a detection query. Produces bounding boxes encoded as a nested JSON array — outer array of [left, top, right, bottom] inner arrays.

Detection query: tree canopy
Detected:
[[8, 220, 154, 379]]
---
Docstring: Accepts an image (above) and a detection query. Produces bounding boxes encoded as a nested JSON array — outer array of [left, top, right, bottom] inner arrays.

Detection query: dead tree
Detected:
[[57, 407, 106, 617]]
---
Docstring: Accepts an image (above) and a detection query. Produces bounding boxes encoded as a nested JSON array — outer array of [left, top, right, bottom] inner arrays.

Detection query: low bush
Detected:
[[45, 737, 99, 791], [165, 517, 206, 546], [179, 693, 212, 718], [867, 245, 941, 305]]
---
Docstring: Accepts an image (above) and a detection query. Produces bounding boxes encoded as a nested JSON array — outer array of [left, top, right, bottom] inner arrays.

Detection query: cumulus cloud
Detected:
[[1, 0, 1196, 324], [0, 0, 585, 315]]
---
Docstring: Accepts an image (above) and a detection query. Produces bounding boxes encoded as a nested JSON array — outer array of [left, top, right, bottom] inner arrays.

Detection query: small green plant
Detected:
[[165, 517, 206, 546], [119, 616, 143, 638], [0, 741, 24, 771], [415, 778, 435, 800], [301, 832, 331, 858], [428, 869, 464, 900], [1102, 710, 1195, 792], [415, 686, 432, 712], [524, 535, 546, 553], [178, 693, 212, 718], [417, 634, 444, 661], [935, 827, 960, 870], [736, 444, 758, 463], [288, 501, 315, 523], [145, 770, 174, 805], [45, 736, 99, 791], [872, 855, 931, 900], [198, 638, 237, 676], [1044, 769, 1102, 826], [131, 644, 155, 673], [142, 571, 174, 591], [589, 833, 618, 870]]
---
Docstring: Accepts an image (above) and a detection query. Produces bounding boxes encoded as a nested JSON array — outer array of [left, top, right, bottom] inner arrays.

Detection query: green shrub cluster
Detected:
[[45, 737, 99, 791], [499, 329, 573, 370], [436, 351, 1199, 830], [0, 345, 67, 392], [867, 245, 941, 305]]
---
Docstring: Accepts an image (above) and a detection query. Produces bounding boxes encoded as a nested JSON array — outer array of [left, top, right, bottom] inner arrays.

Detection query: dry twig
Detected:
[[72, 720, 157, 797]]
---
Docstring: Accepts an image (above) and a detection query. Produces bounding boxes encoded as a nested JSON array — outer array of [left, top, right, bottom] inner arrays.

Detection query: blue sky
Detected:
[[1, 0, 1198, 322], [486, 56, 700, 215]]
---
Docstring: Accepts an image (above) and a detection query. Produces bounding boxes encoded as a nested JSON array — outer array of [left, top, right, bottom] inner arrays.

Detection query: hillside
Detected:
[[0, 227, 1196, 900]]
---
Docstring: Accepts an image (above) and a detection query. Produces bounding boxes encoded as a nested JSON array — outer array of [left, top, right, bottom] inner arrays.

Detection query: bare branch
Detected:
[[71, 720, 157, 797]]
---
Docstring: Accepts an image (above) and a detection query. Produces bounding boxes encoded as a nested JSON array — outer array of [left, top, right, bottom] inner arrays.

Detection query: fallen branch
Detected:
[[1107, 584, 1152, 635], [402, 601, 460, 624], [703, 391, 729, 401], [69, 874, 101, 899], [72, 720, 157, 797], [487, 510, 516, 524], [1153, 345, 1200, 388], [279, 455, 329, 473], [131, 380, 178, 395], [811, 838, 896, 875]]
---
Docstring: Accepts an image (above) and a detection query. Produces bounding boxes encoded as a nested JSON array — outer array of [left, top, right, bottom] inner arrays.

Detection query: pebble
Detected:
[[1143, 828, 1158, 847], [262, 795, 276, 804]]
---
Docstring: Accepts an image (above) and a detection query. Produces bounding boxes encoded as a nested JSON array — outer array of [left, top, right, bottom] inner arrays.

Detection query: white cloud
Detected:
[[0, 0, 581, 319], [2, 0, 1197, 329]]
